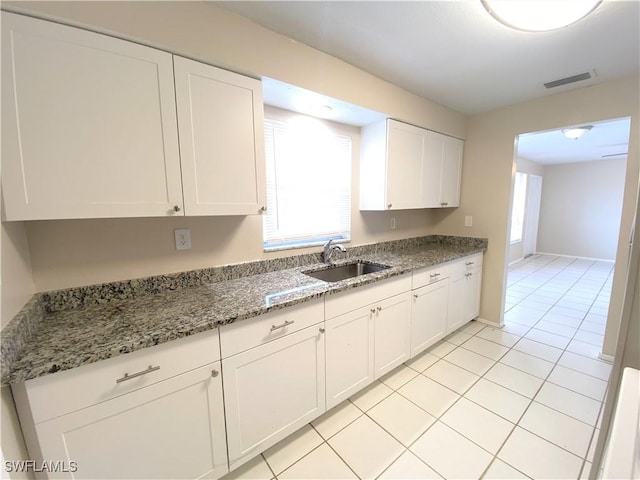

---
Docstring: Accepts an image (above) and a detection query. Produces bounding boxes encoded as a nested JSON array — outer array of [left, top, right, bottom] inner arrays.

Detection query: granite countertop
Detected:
[[1, 236, 487, 385]]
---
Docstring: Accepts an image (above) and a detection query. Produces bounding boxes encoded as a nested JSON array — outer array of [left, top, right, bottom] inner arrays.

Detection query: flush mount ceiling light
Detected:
[[481, 0, 603, 32], [561, 125, 593, 139]]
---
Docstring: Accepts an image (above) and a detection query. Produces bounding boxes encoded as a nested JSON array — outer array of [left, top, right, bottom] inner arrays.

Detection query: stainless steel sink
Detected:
[[303, 261, 390, 283]]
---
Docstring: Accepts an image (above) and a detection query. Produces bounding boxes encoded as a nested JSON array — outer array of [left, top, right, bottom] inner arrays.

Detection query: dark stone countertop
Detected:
[[1, 236, 487, 384]]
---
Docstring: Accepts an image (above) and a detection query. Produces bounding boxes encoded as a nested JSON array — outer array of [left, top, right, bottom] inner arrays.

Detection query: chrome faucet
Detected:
[[322, 239, 347, 264]]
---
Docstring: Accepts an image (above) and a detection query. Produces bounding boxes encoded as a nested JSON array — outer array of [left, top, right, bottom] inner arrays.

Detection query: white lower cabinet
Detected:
[[11, 254, 484, 480], [463, 265, 483, 322], [12, 329, 226, 480], [31, 364, 227, 480], [373, 292, 412, 378], [222, 324, 326, 471], [325, 276, 412, 410], [325, 306, 375, 409], [447, 254, 483, 333], [410, 279, 449, 357]]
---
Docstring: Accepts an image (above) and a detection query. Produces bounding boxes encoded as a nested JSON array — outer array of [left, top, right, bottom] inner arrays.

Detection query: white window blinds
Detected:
[[263, 115, 352, 250]]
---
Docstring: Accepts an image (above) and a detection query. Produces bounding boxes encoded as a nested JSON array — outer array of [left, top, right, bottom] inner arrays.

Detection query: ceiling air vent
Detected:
[[544, 71, 593, 89]]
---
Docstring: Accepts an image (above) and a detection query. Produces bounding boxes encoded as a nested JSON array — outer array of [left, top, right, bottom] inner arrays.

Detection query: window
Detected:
[[263, 112, 352, 251], [510, 172, 528, 243]]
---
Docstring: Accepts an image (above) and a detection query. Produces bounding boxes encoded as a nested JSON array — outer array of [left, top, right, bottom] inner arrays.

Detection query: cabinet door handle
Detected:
[[260, 206, 267, 212], [116, 365, 160, 384], [211, 369, 219, 377], [173, 205, 181, 212], [376, 306, 382, 312], [413, 294, 419, 299], [370, 308, 376, 314], [319, 327, 325, 334], [387, 203, 393, 209], [270, 320, 294, 332]]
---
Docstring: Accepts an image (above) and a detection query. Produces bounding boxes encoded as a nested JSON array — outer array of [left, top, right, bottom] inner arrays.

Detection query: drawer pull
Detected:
[[270, 320, 294, 332], [370, 308, 376, 314], [211, 369, 219, 377], [319, 327, 326, 334], [430, 273, 441, 278], [116, 365, 160, 384], [466, 261, 475, 266], [376, 306, 382, 312]]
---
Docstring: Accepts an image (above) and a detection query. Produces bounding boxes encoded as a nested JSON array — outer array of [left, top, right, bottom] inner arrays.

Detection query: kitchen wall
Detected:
[[431, 74, 640, 358], [537, 158, 627, 260], [1, 0, 464, 293], [507, 157, 545, 264]]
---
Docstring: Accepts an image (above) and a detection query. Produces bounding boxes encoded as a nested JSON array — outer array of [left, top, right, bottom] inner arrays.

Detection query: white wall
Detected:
[[537, 158, 627, 260], [1, 1, 465, 292]]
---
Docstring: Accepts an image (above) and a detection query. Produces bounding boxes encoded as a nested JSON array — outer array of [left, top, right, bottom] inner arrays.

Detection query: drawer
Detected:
[[325, 274, 411, 319], [463, 253, 483, 270], [13, 328, 220, 424], [220, 298, 324, 358], [449, 253, 484, 277], [412, 264, 450, 289]]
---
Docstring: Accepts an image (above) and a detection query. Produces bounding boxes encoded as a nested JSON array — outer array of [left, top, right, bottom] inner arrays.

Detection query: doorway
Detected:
[[507, 117, 631, 264], [504, 116, 631, 353]]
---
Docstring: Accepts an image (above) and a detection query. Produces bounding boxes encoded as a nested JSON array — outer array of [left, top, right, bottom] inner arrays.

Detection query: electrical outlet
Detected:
[[174, 229, 191, 250], [464, 216, 473, 227], [390, 217, 396, 229]]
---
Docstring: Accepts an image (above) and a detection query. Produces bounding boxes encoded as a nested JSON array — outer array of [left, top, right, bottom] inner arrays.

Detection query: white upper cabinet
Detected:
[[384, 121, 426, 210], [360, 119, 463, 211], [1, 12, 183, 220], [1, 13, 267, 220], [425, 131, 463, 208], [174, 57, 266, 216]]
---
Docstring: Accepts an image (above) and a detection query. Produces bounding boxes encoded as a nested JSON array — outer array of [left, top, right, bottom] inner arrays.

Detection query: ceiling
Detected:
[[218, 0, 638, 165], [218, 0, 639, 115], [517, 117, 631, 165]]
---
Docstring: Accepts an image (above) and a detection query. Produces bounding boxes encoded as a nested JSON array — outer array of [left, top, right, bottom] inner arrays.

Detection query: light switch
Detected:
[[464, 216, 473, 227]]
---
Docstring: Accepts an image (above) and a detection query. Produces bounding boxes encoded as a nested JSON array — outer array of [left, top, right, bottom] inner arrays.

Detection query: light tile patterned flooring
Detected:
[[222, 255, 614, 479]]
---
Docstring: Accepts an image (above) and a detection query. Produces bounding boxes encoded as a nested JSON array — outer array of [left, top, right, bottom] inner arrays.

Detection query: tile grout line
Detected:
[[240, 255, 612, 480]]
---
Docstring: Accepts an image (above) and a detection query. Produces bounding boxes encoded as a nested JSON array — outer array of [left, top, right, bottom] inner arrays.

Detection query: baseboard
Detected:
[[535, 252, 615, 263], [508, 257, 525, 266], [474, 317, 503, 328], [598, 352, 615, 364]]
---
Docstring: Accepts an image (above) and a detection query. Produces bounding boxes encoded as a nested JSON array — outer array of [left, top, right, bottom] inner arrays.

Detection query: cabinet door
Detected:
[[174, 56, 266, 216], [463, 267, 483, 323], [386, 120, 425, 210], [1, 13, 183, 220], [223, 325, 326, 470], [33, 363, 228, 480], [440, 135, 463, 207], [447, 272, 467, 334], [326, 306, 375, 409], [411, 280, 448, 357], [422, 131, 445, 208], [374, 292, 412, 378]]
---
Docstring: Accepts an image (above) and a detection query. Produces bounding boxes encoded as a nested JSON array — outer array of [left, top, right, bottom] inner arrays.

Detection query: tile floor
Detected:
[[222, 254, 614, 479]]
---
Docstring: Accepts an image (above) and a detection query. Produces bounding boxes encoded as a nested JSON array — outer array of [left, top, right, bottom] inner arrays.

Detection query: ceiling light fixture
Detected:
[[561, 125, 593, 140], [481, 0, 603, 32]]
